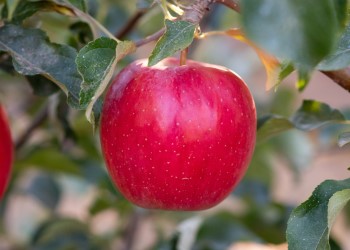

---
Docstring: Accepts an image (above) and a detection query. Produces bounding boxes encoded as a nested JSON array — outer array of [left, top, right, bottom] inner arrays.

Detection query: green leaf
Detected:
[[77, 38, 135, 125], [287, 179, 350, 250], [77, 37, 117, 107], [338, 132, 350, 147], [31, 218, 103, 249], [27, 174, 61, 210], [318, 23, 350, 71], [7, 0, 75, 23], [291, 100, 345, 130], [0, 24, 83, 108], [257, 115, 294, 142], [194, 212, 260, 250], [16, 148, 82, 175], [148, 20, 196, 66], [241, 0, 341, 70], [275, 62, 294, 89], [257, 100, 346, 142], [296, 69, 311, 91]]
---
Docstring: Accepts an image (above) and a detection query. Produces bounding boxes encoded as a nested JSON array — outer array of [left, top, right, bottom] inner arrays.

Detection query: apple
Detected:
[[0, 104, 13, 199], [100, 58, 256, 210]]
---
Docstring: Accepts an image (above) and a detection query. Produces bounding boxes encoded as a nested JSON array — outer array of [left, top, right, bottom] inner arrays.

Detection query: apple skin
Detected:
[[0, 104, 13, 199], [100, 58, 256, 211]]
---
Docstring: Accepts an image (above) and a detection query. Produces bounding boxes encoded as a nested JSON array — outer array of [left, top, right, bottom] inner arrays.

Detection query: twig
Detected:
[[15, 104, 48, 150], [135, 28, 165, 47], [122, 209, 143, 250], [214, 0, 240, 12], [115, 9, 147, 39], [322, 69, 350, 93]]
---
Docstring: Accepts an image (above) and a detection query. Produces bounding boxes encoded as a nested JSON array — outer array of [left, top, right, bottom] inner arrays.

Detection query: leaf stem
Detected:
[[115, 9, 147, 39]]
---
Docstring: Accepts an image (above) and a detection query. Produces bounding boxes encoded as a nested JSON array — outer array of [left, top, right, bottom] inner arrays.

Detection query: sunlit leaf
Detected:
[[148, 20, 196, 66], [76, 38, 135, 125], [296, 69, 311, 91]]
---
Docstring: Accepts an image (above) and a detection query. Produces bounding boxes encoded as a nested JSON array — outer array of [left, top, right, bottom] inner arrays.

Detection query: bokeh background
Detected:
[[0, 0, 349, 249]]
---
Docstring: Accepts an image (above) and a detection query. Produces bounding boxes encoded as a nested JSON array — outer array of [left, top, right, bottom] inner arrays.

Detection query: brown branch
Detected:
[[135, 28, 165, 47], [115, 9, 147, 39], [213, 0, 240, 12], [15, 104, 48, 150], [181, 0, 213, 24], [322, 69, 350, 93]]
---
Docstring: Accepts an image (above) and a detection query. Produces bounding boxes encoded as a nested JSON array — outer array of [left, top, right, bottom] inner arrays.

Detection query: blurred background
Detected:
[[0, 0, 350, 249]]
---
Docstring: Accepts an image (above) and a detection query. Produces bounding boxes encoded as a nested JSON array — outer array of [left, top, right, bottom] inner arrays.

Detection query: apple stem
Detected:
[[180, 48, 189, 66]]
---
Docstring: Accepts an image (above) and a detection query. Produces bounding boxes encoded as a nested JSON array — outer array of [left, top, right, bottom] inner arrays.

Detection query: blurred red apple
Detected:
[[100, 58, 256, 210], [0, 104, 13, 198]]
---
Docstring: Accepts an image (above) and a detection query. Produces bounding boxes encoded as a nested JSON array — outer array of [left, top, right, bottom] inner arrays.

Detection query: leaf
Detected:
[[76, 38, 135, 125], [5, 0, 20, 20], [16, 148, 82, 175], [200, 29, 282, 90], [287, 179, 350, 250], [318, 23, 350, 71], [257, 114, 294, 142], [296, 69, 311, 91], [291, 99, 345, 130], [338, 132, 350, 147], [148, 20, 196, 66], [241, 0, 342, 70], [31, 218, 104, 249], [257, 100, 346, 142], [0, 24, 83, 108], [194, 212, 261, 250], [8, 0, 75, 23], [26, 174, 61, 210]]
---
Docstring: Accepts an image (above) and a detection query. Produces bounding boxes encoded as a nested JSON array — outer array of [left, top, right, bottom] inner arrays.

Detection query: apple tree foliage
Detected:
[[0, 0, 350, 249]]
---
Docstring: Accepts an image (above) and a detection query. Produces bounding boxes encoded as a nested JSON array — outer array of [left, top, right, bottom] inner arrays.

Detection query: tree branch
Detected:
[[322, 69, 350, 93], [135, 28, 165, 47], [15, 104, 48, 150], [115, 9, 147, 39]]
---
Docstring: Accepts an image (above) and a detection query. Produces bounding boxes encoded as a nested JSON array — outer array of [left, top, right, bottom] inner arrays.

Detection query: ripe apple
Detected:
[[0, 104, 13, 198], [100, 58, 256, 210]]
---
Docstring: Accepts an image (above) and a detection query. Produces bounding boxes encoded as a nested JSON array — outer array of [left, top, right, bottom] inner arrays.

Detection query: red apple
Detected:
[[100, 58, 256, 210], [0, 104, 13, 199]]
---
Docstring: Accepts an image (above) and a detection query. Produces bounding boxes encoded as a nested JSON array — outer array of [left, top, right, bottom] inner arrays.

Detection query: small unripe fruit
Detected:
[[100, 58, 256, 210]]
